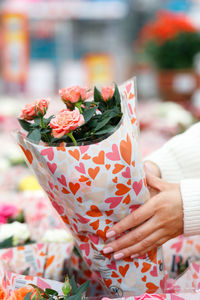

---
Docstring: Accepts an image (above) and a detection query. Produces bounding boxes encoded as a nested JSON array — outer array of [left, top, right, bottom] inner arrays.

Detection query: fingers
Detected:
[[103, 216, 159, 255], [106, 196, 157, 239], [144, 161, 161, 178], [145, 171, 168, 192], [112, 229, 168, 260]]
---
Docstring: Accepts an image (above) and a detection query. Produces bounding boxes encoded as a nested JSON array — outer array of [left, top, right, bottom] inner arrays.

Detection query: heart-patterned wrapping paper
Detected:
[[17, 78, 165, 296]]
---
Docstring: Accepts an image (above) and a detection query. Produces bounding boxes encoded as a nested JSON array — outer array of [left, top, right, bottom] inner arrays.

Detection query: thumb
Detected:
[[145, 170, 166, 192]]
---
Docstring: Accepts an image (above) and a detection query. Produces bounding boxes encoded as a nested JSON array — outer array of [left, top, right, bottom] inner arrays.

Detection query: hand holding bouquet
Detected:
[[17, 79, 165, 296]]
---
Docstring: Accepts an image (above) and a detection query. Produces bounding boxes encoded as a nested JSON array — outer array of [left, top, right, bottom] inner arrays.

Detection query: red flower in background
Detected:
[[140, 10, 196, 45]]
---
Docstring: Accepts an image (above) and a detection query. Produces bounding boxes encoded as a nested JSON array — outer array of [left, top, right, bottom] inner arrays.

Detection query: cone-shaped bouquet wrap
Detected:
[[17, 79, 165, 296]]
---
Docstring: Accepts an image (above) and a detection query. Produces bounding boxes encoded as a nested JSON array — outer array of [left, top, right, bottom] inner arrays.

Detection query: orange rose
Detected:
[[101, 86, 114, 101], [36, 98, 49, 115], [8, 287, 34, 300], [19, 101, 37, 120], [19, 98, 49, 120], [59, 86, 92, 106], [50, 109, 84, 138]]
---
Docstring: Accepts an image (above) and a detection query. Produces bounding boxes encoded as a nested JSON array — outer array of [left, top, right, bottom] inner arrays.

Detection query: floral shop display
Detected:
[[139, 11, 200, 102], [17, 79, 165, 297]]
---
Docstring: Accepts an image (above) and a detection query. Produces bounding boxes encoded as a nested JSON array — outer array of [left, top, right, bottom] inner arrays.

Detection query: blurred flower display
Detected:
[[138, 10, 200, 102]]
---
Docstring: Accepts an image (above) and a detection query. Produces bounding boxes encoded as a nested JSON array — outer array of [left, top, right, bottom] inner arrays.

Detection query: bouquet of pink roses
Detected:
[[17, 79, 165, 296]]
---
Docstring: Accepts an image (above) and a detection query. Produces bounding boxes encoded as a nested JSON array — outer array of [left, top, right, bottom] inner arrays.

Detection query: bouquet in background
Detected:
[[17, 79, 165, 296], [139, 10, 200, 70]]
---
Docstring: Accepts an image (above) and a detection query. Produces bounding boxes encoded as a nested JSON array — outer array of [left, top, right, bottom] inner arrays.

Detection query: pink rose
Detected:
[[101, 86, 114, 101], [0, 204, 18, 218], [19, 98, 49, 120], [36, 98, 49, 115], [50, 109, 84, 138], [19, 101, 37, 120], [59, 86, 92, 105]]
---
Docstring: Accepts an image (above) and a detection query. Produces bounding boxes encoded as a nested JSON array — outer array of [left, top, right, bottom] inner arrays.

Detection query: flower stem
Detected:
[[75, 102, 83, 114], [40, 115, 45, 128], [68, 132, 77, 146]]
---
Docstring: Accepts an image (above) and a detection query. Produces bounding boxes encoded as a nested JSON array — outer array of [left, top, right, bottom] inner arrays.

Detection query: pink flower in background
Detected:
[[101, 86, 114, 101], [36, 98, 49, 115], [50, 109, 84, 138], [0, 216, 6, 224], [0, 204, 17, 219], [59, 86, 92, 105], [19, 101, 38, 120], [135, 294, 165, 300]]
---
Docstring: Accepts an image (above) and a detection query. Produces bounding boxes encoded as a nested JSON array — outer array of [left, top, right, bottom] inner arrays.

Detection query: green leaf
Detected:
[[27, 129, 41, 143], [33, 117, 41, 126], [22, 267, 30, 275], [70, 276, 77, 294], [94, 87, 103, 103], [95, 125, 115, 135], [94, 110, 118, 132], [82, 107, 97, 124], [66, 292, 82, 300], [113, 84, 121, 106], [75, 280, 90, 295], [44, 288, 58, 296], [18, 119, 32, 132], [43, 115, 54, 125], [0, 236, 13, 248]]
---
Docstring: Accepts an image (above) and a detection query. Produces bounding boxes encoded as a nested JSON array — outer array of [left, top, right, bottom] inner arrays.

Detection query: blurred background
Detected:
[[0, 1, 200, 289], [1, 1, 200, 191]]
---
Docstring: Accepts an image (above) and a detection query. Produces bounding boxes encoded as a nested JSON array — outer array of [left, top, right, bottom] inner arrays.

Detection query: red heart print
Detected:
[[132, 179, 143, 196], [86, 181, 91, 186], [86, 205, 103, 217], [111, 271, 119, 278], [123, 194, 131, 205], [57, 175, 67, 186], [141, 262, 151, 273], [145, 282, 159, 294], [41, 148, 54, 161], [79, 175, 89, 182], [105, 210, 113, 216], [92, 151, 105, 165], [120, 134, 132, 165], [47, 162, 57, 174], [107, 261, 117, 270], [105, 197, 123, 209], [88, 167, 100, 180], [97, 226, 109, 242], [116, 184, 131, 196], [106, 144, 120, 161], [142, 275, 147, 282], [69, 182, 80, 195], [62, 188, 70, 194], [89, 220, 99, 230], [112, 164, 125, 174], [130, 204, 140, 213], [80, 243, 90, 256], [75, 162, 86, 174], [82, 154, 91, 160], [19, 145, 33, 164], [68, 149, 80, 161], [76, 213, 90, 224], [119, 264, 129, 277], [103, 278, 112, 288]]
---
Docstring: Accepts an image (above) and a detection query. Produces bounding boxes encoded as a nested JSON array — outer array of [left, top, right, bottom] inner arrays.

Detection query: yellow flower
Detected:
[[18, 175, 41, 191]]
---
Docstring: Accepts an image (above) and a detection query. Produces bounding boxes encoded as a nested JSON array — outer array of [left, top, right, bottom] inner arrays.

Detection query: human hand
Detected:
[[144, 161, 161, 198], [103, 172, 183, 260]]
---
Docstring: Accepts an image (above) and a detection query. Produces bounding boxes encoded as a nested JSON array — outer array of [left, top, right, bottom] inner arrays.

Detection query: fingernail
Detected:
[[131, 254, 138, 259], [103, 247, 113, 254], [114, 253, 124, 260], [106, 231, 116, 238]]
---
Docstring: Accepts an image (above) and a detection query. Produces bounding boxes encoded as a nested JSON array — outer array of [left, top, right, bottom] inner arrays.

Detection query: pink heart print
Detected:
[[133, 179, 143, 196], [105, 196, 123, 209], [80, 243, 90, 256], [75, 162, 86, 174], [106, 144, 120, 161], [122, 167, 131, 178], [47, 162, 57, 174], [41, 148, 54, 161], [57, 175, 67, 186]]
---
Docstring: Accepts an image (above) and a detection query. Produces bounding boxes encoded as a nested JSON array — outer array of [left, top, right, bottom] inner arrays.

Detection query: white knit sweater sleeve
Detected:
[[145, 122, 200, 236]]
